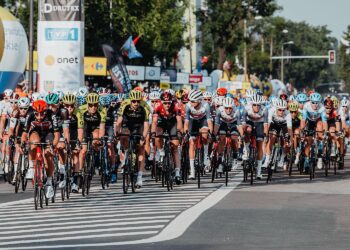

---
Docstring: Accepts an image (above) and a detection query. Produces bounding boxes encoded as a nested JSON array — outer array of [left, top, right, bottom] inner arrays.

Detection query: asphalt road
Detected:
[[1, 154, 350, 250]]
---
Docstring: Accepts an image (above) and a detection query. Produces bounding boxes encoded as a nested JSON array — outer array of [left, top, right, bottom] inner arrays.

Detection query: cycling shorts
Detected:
[[246, 121, 264, 141]]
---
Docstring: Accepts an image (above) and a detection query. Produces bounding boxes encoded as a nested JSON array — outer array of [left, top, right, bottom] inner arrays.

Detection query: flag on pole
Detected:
[[121, 35, 143, 59]]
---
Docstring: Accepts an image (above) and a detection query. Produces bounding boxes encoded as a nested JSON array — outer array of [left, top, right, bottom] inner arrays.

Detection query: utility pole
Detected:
[[243, 19, 247, 81], [29, 0, 34, 91]]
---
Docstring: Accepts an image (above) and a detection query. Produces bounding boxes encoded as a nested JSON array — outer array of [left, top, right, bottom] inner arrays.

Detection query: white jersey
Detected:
[[214, 106, 241, 125], [185, 102, 212, 121], [338, 106, 350, 123], [243, 103, 268, 123], [268, 106, 292, 129]]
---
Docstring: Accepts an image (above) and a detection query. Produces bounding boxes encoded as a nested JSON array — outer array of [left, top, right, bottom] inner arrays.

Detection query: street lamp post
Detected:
[[281, 41, 294, 83], [29, 0, 34, 91]]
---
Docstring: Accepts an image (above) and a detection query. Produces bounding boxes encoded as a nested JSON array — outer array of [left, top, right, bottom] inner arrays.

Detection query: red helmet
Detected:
[[133, 86, 143, 92], [216, 87, 227, 97], [161, 92, 172, 102], [324, 99, 333, 108], [32, 100, 47, 113]]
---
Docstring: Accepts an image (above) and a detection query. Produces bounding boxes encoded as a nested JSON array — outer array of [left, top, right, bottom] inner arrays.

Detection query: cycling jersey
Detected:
[[23, 110, 59, 135], [242, 104, 268, 124], [184, 102, 212, 121], [338, 107, 350, 125], [302, 102, 327, 122], [105, 106, 118, 127], [268, 107, 292, 129], [214, 106, 241, 125], [117, 99, 150, 127], [76, 104, 107, 131], [325, 109, 339, 127], [53, 107, 70, 132]]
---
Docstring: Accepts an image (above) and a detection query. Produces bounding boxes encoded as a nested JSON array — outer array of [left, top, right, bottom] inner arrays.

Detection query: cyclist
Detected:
[[339, 99, 350, 154], [76, 93, 107, 191], [61, 93, 81, 193], [300, 92, 327, 171], [263, 99, 292, 171], [323, 99, 340, 158], [296, 93, 308, 111], [151, 91, 183, 184], [115, 90, 150, 188], [46, 93, 70, 189], [8, 97, 31, 182], [213, 97, 243, 172], [184, 90, 213, 180], [20, 100, 60, 199], [242, 93, 268, 179], [289, 101, 302, 165]]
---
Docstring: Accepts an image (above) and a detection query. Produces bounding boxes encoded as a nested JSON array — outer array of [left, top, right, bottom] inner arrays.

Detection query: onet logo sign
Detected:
[[42, 4, 80, 13], [45, 55, 79, 66]]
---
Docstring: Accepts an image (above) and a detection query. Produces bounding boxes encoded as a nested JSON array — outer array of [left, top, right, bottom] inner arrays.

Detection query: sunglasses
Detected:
[[163, 101, 172, 105], [88, 103, 98, 107], [278, 109, 285, 112], [252, 104, 261, 107], [325, 107, 332, 109], [311, 102, 319, 105], [110, 102, 117, 105], [225, 107, 233, 110], [190, 100, 199, 104], [204, 98, 212, 101], [34, 112, 46, 117], [151, 100, 158, 103], [64, 104, 75, 109], [19, 107, 28, 111], [290, 111, 297, 113], [10, 101, 17, 105], [131, 100, 140, 104]]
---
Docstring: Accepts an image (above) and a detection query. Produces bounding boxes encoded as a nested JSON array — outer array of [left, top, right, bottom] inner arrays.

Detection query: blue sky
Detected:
[[276, 0, 350, 40]]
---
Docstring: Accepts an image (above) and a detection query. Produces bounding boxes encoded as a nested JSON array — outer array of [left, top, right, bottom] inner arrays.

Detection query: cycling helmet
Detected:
[[296, 93, 307, 103], [9, 93, 19, 102], [203, 91, 212, 98], [164, 89, 175, 96], [324, 99, 333, 108], [98, 87, 110, 95], [275, 99, 287, 109], [289, 95, 296, 101], [239, 97, 247, 106], [78, 87, 89, 97], [245, 88, 256, 98], [289, 101, 299, 112], [175, 90, 183, 99], [149, 91, 161, 101], [31, 92, 42, 102], [62, 93, 77, 105], [250, 94, 261, 104], [99, 95, 111, 106], [214, 96, 223, 106], [331, 96, 339, 108], [341, 99, 350, 107], [181, 93, 189, 103], [86, 93, 100, 104], [32, 100, 47, 113], [256, 89, 263, 96], [310, 93, 322, 103], [18, 97, 30, 108], [3, 89, 13, 98], [188, 90, 203, 102], [76, 96, 86, 106], [222, 97, 234, 108], [161, 92, 172, 102], [216, 87, 227, 97], [45, 93, 60, 105], [54, 90, 64, 101], [116, 93, 124, 102], [129, 90, 142, 101], [133, 86, 143, 92], [307, 90, 315, 97]]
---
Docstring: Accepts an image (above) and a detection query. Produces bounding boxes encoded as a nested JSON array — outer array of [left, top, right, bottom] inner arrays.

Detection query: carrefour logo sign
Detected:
[[45, 28, 78, 41]]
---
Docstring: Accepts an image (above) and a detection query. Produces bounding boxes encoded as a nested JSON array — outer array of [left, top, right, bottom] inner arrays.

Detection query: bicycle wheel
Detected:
[[181, 143, 189, 184], [123, 150, 131, 194], [22, 156, 29, 192], [243, 161, 248, 182], [7, 159, 14, 185], [100, 153, 106, 190], [195, 148, 201, 189], [211, 152, 218, 183], [15, 155, 22, 194], [224, 148, 230, 186], [250, 148, 256, 185], [288, 148, 295, 177]]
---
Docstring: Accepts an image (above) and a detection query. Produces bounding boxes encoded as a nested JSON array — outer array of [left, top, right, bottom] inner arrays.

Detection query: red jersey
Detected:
[[154, 102, 180, 120]]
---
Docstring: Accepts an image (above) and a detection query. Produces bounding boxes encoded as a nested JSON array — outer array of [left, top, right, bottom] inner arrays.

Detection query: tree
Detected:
[[339, 26, 350, 91], [196, 0, 278, 70]]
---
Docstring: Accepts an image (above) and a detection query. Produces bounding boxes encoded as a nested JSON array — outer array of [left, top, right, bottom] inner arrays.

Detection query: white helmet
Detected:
[[250, 94, 261, 104], [275, 98, 287, 109], [3, 89, 13, 98], [341, 99, 350, 107], [54, 90, 64, 100], [188, 90, 203, 102], [18, 97, 30, 108], [78, 87, 89, 97], [164, 89, 175, 96], [31, 92, 42, 102], [223, 97, 234, 108], [149, 91, 161, 100], [214, 96, 224, 106], [245, 88, 256, 98], [203, 91, 212, 98]]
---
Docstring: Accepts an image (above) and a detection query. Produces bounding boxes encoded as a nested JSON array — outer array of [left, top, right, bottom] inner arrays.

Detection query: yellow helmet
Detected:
[[62, 93, 76, 105], [129, 90, 142, 101], [331, 96, 339, 108], [289, 101, 299, 112], [86, 93, 99, 104], [175, 90, 183, 99]]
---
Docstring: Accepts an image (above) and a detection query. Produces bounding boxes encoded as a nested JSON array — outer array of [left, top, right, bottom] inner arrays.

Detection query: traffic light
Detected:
[[328, 50, 336, 64]]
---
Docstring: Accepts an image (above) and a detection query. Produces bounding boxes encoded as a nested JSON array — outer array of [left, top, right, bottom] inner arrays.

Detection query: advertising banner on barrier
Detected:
[[145, 66, 160, 80], [37, 21, 84, 93], [39, 0, 83, 21], [126, 65, 145, 81]]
